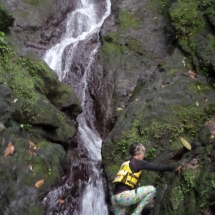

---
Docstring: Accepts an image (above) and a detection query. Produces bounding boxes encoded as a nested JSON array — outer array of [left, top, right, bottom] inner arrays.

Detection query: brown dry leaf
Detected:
[[29, 150, 34, 155], [35, 179, 45, 188], [58, 199, 65, 204], [4, 142, 15, 157], [29, 141, 36, 148], [175, 165, 182, 174], [188, 70, 197, 79]]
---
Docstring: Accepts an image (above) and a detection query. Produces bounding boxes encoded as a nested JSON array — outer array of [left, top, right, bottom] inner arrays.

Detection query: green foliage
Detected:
[[145, 147, 157, 159], [20, 123, 32, 131], [173, 169, 198, 210], [0, 31, 5, 42], [110, 104, 215, 160], [197, 0, 215, 12]]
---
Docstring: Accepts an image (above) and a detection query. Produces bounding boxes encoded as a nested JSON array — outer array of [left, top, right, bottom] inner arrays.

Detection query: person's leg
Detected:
[[112, 186, 156, 215], [132, 185, 156, 215], [111, 195, 126, 215]]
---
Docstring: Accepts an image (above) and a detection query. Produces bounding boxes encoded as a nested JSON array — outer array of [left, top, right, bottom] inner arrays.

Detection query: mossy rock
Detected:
[[0, 128, 66, 214], [153, 145, 215, 215], [0, 38, 80, 145], [102, 49, 215, 202]]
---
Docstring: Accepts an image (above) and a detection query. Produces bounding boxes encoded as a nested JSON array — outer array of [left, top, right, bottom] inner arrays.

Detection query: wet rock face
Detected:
[[0, 128, 67, 215], [2, 0, 76, 57], [97, 0, 215, 214], [90, 0, 176, 135]]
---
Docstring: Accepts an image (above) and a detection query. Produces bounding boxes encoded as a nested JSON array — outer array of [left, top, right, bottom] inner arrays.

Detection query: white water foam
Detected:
[[43, 0, 111, 214]]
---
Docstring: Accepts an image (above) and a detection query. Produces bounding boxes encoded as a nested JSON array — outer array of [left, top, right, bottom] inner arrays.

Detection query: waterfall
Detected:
[[42, 0, 111, 214]]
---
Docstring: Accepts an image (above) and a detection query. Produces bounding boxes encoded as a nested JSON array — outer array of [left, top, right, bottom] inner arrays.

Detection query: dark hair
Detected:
[[129, 142, 139, 156]]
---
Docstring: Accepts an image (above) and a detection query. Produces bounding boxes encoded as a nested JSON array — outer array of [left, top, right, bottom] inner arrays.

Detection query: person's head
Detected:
[[129, 142, 145, 160]]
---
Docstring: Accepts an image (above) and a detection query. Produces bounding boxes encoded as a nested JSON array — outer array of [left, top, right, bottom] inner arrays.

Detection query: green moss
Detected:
[[101, 40, 120, 56], [170, 1, 205, 38], [103, 32, 119, 43], [109, 103, 215, 160], [148, 0, 172, 15], [127, 39, 144, 54], [27, 205, 44, 215], [202, 33, 215, 59], [106, 164, 121, 177], [168, 0, 215, 60], [120, 45, 129, 54], [141, 170, 159, 185], [118, 9, 141, 31], [188, 81, 212, 94], [167, 68, 177, 76], [18, 139, 65, 187]]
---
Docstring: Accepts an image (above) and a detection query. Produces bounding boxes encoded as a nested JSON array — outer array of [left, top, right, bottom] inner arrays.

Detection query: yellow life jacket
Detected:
[[112, 161, 142, 189]]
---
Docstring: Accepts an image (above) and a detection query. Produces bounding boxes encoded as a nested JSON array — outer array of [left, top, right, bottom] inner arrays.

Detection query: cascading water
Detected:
[[42, 0, 111, 214]]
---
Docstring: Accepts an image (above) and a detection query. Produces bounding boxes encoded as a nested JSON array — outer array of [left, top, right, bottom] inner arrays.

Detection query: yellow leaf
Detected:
[[12, 98, 18, 103], [117, 108, 123, 111], [35, 179, 45, 188], [180, 137, 192, 150]]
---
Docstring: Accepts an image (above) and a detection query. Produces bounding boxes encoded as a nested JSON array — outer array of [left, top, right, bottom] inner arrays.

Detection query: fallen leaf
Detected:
[[4, 142, 15, 157], [209, 135, 215, 143], [29, 150, 34, 155], [188, 70, 197, 79], [35, 179, 44, 188], [12, 98, 18, 103], [180, 137, 192, 150], [29, 165, 33, 171], [175, 165, 182, 174], [29, 141, 36, 148], [182, 58, 186, 66], [117, 108, 123, 111], [58, 199, 65, 204]]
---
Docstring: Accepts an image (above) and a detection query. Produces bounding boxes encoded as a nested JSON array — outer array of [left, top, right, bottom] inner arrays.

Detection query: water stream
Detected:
[[42, 0, 111, 214]]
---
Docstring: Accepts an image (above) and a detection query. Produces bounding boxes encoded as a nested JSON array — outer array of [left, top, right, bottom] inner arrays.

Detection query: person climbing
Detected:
[[111, 142, 175, 215]]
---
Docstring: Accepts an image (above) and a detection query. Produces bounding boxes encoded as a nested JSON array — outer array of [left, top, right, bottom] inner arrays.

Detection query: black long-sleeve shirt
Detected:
[[113, 158, 175, 194]]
